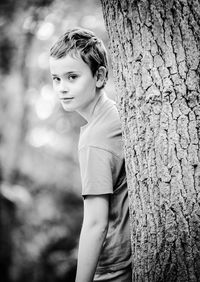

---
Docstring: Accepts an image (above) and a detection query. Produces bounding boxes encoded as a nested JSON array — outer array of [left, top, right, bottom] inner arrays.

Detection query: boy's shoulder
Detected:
[[79, 95, 123, 156]]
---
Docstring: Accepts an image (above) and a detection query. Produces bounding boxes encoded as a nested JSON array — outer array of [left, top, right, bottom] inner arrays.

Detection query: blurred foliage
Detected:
[[0, 0, 113, 281]]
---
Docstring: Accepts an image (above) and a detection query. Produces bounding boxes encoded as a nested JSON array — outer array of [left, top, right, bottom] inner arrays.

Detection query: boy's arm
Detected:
[[75, 194, 109, 282]]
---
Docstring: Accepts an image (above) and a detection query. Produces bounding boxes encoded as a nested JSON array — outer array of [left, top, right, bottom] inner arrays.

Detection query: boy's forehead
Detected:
[[49, 54, 88, 74]]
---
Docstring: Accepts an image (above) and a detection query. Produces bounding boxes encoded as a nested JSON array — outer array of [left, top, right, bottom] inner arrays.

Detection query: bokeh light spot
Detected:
[[34, 85, 57, 120], [37, 22, 55, 40]]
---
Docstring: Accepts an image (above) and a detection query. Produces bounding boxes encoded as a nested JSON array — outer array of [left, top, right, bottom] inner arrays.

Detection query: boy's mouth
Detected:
[[60, 97, 74, 101]]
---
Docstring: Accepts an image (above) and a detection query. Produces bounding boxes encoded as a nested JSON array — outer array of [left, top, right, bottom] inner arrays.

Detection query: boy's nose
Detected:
[[58, 81, 69, 93]]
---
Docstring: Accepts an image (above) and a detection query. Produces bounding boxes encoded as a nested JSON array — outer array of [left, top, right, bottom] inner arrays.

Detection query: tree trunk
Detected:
[[101, 0, 200, 281], [1, 8, 37, 182], [5, 31, 34, 182]]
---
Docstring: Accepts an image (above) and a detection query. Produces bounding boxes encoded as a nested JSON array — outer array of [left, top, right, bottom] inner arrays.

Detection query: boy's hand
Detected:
[[75, 194, 109, 282]]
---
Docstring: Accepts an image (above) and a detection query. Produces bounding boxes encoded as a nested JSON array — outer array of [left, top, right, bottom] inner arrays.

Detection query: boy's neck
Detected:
[[77, 90, 105, 122]]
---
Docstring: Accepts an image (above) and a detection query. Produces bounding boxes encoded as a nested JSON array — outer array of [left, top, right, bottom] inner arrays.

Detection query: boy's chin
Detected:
[[61, 105, 75, 112]]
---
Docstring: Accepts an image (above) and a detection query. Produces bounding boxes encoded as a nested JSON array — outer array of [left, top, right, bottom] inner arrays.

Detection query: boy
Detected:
[[49, 28, 132, 282]]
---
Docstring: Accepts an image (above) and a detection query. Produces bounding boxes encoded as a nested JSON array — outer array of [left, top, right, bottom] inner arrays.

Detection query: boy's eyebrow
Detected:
[[51, 71, 80, 77]]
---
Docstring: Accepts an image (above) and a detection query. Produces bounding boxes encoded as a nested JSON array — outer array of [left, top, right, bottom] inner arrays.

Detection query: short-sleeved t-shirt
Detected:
[[78, 92, 131, 274]]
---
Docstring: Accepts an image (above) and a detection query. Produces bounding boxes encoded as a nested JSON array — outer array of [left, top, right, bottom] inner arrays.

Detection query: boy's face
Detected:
[[49, 54, 98, 113]]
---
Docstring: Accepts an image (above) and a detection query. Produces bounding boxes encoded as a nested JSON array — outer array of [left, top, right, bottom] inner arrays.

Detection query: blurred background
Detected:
[[0, 0, 115, 281]]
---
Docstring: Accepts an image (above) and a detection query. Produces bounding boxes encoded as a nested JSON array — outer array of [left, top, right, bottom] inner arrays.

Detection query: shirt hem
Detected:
[[95, 258, 132, 274]]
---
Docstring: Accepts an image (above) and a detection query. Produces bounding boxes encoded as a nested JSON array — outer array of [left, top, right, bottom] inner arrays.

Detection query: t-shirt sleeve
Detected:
[[79, 146, 114, 196]]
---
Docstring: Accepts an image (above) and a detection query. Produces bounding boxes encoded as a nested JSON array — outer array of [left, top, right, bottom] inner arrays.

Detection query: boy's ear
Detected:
[[95, 66, 107, 88]]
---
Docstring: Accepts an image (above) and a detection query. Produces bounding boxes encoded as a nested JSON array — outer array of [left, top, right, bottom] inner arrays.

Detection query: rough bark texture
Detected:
[[101, 0, 200, 281]]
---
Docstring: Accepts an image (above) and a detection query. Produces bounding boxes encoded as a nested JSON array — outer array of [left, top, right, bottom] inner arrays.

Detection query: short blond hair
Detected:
[[50, 28, 108, 87]]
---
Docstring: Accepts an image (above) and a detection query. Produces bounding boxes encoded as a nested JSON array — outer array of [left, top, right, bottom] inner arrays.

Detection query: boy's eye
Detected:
[[52, 76, 60, 83], [68, 74, 78, 81]]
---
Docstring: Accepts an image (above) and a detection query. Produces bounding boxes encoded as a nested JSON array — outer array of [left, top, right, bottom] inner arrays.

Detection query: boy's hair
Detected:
[[50, 28, 108, 86]]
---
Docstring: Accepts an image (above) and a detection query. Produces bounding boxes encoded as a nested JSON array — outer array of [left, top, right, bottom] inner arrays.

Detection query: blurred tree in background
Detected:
[[0, 0, 112, 281]]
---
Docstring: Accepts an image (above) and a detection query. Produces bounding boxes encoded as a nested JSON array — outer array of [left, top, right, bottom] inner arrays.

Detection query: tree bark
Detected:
[[101, 0, 200, 281]]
